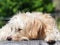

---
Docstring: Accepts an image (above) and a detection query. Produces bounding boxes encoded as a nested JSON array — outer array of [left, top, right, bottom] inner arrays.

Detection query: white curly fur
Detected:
[[0, 12, 60, 42]]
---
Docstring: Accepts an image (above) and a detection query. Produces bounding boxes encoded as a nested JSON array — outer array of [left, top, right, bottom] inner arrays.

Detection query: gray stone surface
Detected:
[[0, 40, 48, 45], [0, 40, 60, 45], [54, 41, 60, 45]]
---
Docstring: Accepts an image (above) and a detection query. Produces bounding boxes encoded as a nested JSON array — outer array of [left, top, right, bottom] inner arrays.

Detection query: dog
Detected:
[[0, 12, 60, 42]]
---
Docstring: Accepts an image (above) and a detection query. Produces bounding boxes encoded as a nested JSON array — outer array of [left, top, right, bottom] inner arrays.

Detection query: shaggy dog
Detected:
[[0, 12, 60, 42]]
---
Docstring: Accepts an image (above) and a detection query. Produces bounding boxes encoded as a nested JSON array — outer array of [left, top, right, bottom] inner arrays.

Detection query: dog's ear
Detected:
[[38, 22, 46, 40], [31, 19, 42, 39], [25, 19, 43, 39]]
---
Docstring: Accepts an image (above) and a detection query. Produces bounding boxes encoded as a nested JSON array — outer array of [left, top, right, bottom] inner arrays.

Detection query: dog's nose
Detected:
[[7, 37, 12, 41]]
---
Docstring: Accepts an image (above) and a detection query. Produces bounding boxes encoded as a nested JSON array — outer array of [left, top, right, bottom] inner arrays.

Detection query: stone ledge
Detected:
[[0, 40, 59, 45]]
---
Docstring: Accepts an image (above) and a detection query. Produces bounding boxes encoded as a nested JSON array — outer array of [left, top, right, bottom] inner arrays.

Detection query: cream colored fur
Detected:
[[0, 12, 60, 42]]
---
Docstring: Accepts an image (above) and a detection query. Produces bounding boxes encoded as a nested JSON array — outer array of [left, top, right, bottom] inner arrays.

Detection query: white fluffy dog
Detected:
[[0, 12, 60, 42]]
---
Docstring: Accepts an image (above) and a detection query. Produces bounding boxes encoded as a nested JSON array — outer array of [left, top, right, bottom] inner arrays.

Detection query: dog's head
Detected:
[[0, 13, 29, 41]]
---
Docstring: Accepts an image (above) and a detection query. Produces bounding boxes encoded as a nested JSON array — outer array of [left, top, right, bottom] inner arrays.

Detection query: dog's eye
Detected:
[[18, 28, 22, 31]]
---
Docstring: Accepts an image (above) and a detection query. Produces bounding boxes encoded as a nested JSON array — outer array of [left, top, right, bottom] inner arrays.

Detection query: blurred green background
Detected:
[[0, 0, 60, 29]]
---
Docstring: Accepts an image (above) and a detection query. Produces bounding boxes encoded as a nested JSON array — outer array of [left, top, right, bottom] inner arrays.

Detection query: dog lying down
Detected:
[[0, 12, 60, 42]]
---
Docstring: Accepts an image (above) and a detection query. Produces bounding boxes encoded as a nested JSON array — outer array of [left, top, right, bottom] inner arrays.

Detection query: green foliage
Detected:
[[0, 20, 6, 28], [57, 18, 60, 30], [0, 0, 54, 17], [0, 0, 54, 27]]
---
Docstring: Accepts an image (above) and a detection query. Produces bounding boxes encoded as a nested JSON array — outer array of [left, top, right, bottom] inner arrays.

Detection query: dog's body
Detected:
[[0, 12, 60, 42]]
